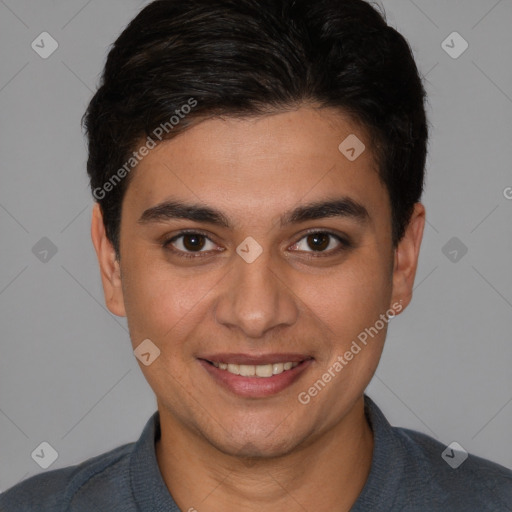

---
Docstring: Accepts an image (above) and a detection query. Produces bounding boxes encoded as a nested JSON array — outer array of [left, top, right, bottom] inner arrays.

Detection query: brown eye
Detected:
[[164, 232, 218, 257], [306, 233, 330, 251], [289, 231, 351, 256], [182, 234, 206, 251]]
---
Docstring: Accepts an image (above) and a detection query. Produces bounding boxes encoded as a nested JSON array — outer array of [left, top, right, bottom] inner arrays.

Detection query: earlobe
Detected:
[[90, 203, 127, 317], [390, 202, 426, 311]]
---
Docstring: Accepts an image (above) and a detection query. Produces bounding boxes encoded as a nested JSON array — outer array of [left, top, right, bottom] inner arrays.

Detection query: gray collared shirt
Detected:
[[1, 395, 511, 511]]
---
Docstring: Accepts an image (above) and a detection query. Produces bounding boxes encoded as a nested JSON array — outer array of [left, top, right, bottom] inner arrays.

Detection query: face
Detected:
[[92, 106, 424, 457]]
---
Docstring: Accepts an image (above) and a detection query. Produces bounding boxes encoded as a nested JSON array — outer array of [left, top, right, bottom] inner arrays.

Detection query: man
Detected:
[[1, 0, 511, 510]]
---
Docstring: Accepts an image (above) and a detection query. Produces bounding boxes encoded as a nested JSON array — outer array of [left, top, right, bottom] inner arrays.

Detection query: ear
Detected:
[[390, 202, 426, 312], [90, 203, 126, 317]]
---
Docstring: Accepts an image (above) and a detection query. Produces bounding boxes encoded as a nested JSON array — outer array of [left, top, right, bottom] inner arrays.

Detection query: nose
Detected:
[[213, 248, 299, 339]]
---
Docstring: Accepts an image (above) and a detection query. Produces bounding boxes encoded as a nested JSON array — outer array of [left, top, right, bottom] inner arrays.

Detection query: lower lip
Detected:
[[199, 359, 313, 398]]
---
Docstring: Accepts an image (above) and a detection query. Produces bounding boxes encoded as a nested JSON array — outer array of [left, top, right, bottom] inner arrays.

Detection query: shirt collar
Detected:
[[129, 394, 403, 511], [130, 410, 180, 511], [350, 394, 406, 511]]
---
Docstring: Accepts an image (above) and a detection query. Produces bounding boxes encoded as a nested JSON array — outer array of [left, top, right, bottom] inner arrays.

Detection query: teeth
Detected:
[[273, 363, 284, 375], [227, 363, 240, 375], [256, 364, 273, 377], [239, 364, 255, 377], [212, 361, 301, 378]]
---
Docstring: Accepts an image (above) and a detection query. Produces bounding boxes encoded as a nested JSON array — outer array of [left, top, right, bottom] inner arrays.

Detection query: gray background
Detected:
[[1, 0, 511, 493]]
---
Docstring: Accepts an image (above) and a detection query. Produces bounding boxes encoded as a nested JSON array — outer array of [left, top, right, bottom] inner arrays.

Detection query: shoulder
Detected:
[[0, 441, 135, 512], [395, 426, 512, 510], [358, 395, 512, 511]]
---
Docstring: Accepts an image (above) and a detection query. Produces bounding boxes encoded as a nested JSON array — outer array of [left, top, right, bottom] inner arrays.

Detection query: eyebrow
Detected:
[[137, 197, 370, 228], [281, 198, 369, 226], [138, 200, 231, 227]]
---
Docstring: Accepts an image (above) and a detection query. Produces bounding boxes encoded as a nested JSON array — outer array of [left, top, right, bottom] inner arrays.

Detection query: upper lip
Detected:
[[199, 353, 313, 365]]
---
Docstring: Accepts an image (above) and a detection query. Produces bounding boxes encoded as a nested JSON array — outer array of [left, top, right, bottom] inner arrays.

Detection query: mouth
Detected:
[[198, 354, 314, 398], [206, 360, 300, 377]]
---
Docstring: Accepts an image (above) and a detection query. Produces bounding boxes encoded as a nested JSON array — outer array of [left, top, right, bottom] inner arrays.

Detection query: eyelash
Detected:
[[162, 229, 352, 260]]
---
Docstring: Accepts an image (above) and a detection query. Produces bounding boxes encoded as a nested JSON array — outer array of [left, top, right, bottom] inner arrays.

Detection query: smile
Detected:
[[208, 361, 299, 378], [199, 356, 314, 398]]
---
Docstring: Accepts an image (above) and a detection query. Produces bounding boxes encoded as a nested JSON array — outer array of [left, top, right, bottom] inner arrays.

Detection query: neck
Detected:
[[155, 396, 373, 512]]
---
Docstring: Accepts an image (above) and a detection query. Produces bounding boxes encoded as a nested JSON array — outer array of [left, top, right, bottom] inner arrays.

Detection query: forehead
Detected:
[[122, 107, 389, 225]]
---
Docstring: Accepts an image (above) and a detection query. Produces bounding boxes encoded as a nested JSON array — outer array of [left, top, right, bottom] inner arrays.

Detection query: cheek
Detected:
[[300, 248, 391, 354], [120, 254, 217, 348]]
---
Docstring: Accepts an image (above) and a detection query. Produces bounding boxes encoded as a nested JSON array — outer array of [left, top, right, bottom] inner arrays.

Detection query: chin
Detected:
[[216, 436, 299, 460], [204, 418, 312, 460]]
